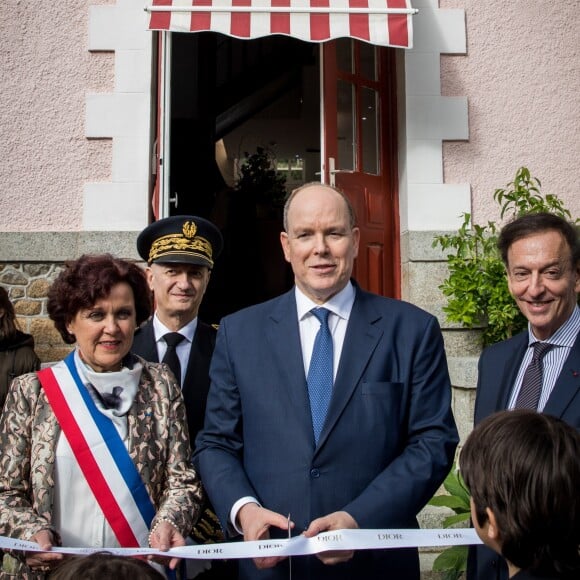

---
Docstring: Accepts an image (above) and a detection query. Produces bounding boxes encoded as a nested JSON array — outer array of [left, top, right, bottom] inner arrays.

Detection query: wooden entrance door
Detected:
[[322, 40, 400, 298]]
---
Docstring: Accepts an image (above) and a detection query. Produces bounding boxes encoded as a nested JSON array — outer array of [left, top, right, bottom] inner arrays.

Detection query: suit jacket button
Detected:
[[310, 468, 320, 478]]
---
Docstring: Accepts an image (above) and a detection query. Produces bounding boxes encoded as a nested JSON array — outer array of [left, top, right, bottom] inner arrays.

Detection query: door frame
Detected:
[[154, 34, 401, 297], [321, 40, 400, 298]]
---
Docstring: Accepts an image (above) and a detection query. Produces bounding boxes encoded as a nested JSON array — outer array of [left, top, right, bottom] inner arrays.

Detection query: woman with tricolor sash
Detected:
[[0, 254, 202, 578]]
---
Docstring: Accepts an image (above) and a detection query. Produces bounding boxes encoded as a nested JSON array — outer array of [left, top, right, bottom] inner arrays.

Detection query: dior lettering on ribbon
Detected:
[[0, 527, 482, 559]]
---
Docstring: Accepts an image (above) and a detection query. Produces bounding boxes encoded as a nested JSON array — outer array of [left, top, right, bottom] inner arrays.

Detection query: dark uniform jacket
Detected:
[[132, 318, 228, 559], [132, 318, 217, 449]]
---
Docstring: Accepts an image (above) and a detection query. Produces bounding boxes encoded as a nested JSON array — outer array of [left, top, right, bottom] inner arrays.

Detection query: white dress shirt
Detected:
[[295, 281, 355, 379], [508, 306, 580, 411]]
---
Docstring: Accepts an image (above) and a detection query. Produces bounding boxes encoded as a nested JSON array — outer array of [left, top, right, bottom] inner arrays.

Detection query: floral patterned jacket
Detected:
[[0, 356, 203, 579]]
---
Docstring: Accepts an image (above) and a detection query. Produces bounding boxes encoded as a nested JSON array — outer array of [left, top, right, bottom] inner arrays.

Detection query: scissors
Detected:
[[287, 513, 292, 580]]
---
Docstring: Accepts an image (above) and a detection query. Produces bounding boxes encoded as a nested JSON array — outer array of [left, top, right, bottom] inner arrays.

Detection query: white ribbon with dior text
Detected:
[[0, 528, 481, 559]]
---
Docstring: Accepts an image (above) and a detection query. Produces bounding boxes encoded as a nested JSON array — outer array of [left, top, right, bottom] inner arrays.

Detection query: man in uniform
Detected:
[[134, 215, 234, 580]]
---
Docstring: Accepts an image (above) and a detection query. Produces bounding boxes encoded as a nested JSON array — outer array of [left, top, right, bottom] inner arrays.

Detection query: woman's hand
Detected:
[[148, 519, 186, 570], [25, 529, 64, 571]]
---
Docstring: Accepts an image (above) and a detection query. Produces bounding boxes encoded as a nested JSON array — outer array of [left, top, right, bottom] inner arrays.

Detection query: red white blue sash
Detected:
[[37, 351, 155, 547]]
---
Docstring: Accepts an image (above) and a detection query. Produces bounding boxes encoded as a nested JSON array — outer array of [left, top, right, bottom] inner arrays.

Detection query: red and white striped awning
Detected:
[[147, 1, 417, 49]]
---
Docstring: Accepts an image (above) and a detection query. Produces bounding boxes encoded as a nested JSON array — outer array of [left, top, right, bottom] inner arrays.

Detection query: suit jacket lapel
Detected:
[[183, 322, 213, 391], [128, 372, 154, 463], [316, 289, 382, 450], [544, 332, 580, 417], [32, 385, 61, 525], [182, 322, 215, 439], [133, 320, 159, 362], [267, 291, 315, 441], [495, 333, 528, 411]]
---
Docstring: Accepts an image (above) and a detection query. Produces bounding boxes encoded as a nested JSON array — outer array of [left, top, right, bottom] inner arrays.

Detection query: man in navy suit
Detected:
[[195, 183, 459, 579], [468, 212, 580, 580]]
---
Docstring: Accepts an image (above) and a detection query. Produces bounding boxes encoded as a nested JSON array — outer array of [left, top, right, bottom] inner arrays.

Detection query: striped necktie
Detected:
[[514, 342, 554, 410]]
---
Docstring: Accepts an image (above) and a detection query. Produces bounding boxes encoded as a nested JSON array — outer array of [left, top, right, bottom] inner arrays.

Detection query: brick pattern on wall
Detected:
[[0, 262, 72, 363]]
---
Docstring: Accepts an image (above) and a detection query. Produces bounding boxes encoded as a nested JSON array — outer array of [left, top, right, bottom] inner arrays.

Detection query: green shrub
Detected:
[[433, 167, 578, 347], [428, 466, 471, 580]]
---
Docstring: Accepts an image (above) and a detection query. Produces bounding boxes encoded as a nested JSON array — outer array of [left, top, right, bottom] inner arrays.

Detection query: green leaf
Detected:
[[432, 545, 468, 573], [443, 471, 470, 506], [428, 495, 470, 511]]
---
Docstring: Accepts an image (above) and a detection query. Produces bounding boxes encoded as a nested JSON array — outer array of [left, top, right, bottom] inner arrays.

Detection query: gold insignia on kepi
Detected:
[[148, 234, 213, 265], [136, 215, 223, 269], [183, 220, 197, 239]]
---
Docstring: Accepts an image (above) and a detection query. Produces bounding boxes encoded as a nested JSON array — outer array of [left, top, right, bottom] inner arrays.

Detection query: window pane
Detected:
[[361, 87, 379, 174], [337, 80, 355, 171], [360, 43, 377, 81]]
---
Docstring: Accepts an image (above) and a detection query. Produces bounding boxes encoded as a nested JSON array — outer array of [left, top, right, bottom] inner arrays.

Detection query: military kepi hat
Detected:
[[137, 215, 223, 268]]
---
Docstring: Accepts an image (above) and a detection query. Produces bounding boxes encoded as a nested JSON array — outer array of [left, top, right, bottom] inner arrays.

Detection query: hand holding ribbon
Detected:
[[25, 529, 64, 573], [303, 511, 358, 565], [148, 519, 186, 571], [238, 503, 295, 570]]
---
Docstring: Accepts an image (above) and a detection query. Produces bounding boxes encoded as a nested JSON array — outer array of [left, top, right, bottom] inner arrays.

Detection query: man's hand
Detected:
[[148, 519, 186, 570], [303, 511, 358, 565], [238, 503, 294, 570], [25, 529, 64, 571]]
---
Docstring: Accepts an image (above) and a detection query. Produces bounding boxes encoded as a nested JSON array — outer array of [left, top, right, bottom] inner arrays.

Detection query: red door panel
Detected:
[[322, 40, 400, 298]]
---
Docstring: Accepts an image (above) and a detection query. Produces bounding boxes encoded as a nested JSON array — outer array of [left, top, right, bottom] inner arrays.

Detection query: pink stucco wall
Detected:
[[441, 0, 580, 224], [0, 1, 113, 231], [0, 2, 577, 232]]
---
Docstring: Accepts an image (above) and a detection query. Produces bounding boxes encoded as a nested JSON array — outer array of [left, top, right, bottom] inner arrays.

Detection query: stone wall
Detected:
[[401, 230, 480, 445], [402, 230, 481, 578], [0, 262, 72, 363], [0, 231, 142, 364], [0, 230, 478, 578]]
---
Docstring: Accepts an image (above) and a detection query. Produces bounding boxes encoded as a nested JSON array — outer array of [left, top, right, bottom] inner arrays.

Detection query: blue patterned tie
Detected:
[[307, 308, 334, 444]]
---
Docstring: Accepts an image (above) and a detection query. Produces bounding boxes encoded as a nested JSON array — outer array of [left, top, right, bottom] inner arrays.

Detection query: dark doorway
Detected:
[[168, 32, 321, 323]]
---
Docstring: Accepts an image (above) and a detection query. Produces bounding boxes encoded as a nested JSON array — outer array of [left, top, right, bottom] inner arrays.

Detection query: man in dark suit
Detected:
[[195, 183, 459, 580], [469, 212, 580, 580], [134, 215, 235, 580]]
